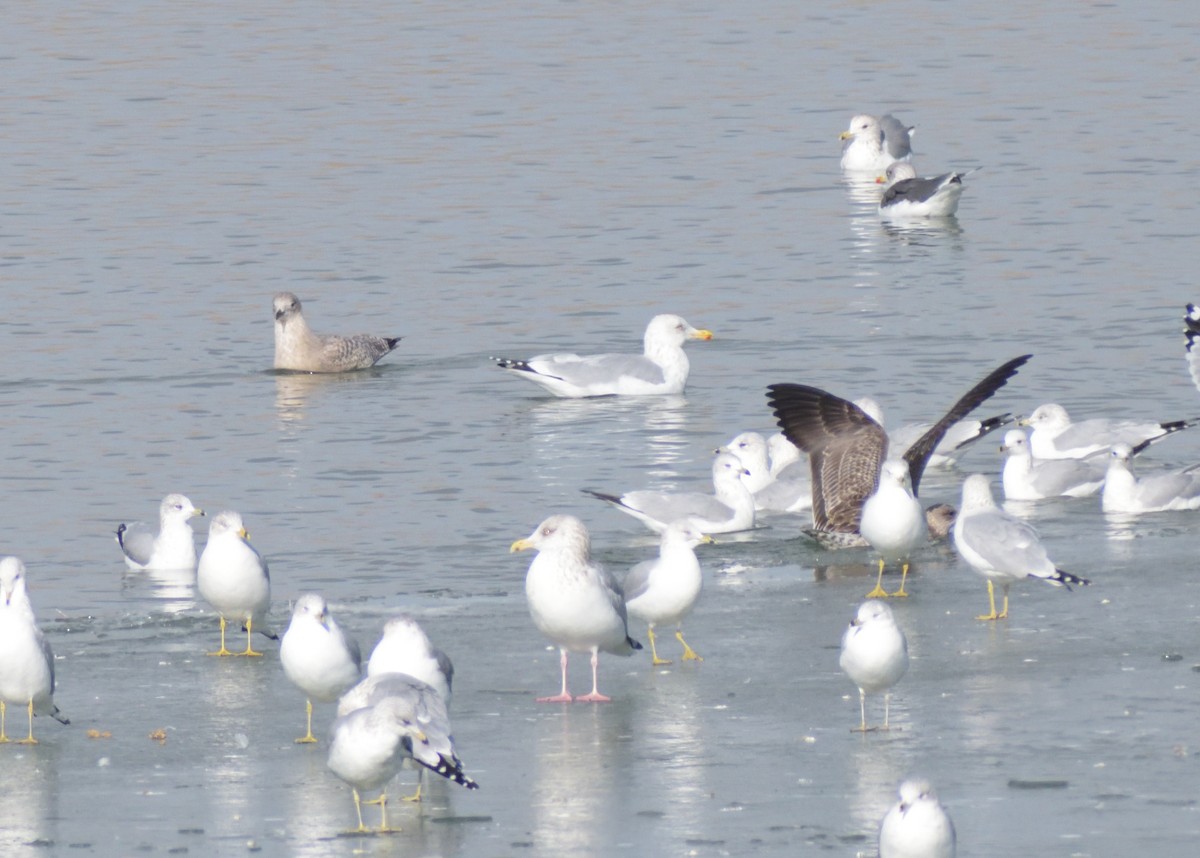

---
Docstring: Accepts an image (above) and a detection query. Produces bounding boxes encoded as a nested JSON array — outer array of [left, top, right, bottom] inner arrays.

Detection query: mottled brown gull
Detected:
[[272, 292, 401, 373]]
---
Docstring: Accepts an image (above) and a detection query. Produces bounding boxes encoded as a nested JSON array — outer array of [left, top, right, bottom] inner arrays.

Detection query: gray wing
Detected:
[[116, 521, 156, 567], [433, 647, 454, 693], [879, 114, 914, 160], [528, 352, 665, 387], [341, 626, 363, 672], [1136, 471, 1200, 508], [959, 509, 1051, 575], [1028, 458, 1106, 495], [623, 557, 657, 604], [318, 333, 399, 371], [880, 173, 957, 207], [620, 490, 733, 526], [592, 559, 630, 625]]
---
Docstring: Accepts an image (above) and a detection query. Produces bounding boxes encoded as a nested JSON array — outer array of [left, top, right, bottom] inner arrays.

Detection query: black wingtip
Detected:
[[1052, 568, 1090, 590], [385, 337, 402, 351], [582, 489, 622, 505], [115, 523, 128, 547]]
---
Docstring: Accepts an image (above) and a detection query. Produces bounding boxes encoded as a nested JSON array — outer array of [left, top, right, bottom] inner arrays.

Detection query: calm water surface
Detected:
[[3, 1, 1199, 856]]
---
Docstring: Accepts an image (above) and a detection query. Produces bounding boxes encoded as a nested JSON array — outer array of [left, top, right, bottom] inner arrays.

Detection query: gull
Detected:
[[924, 504, 957, 541], [280, 594, 362, 744], [491, 314, 713, 398], [1019, 403, 1199, 460], [720, 432, 774, 493], [511, 515, 641, 702], [0, 557, 70, 744], [328, 679, 478, 834], [858, 397, 1015, 469], [623, 519, 713, 666], [367, 615, 454, 707], [766, 355, 1031, 552], [879, 778, 957, 858], [999, 429, 1106, 500], [877, 162, 977, 218], [860, 460, 926, 598], [723, 432, 813, 513], [839, 600, 908, 732], [196, 511, 276, 656], [953, 475, 1090, 620], [584, 451, 755, 534], [272, 291, 401, 373], [115, 494, 206, 571], [840, 113, 914, 173], [1102, 443, 1200, 514], [1184, 303, 1200, 393]]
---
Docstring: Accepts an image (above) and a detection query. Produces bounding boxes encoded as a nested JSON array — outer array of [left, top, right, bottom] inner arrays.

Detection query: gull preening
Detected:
[[840, 113, 914, 173], [623, 519, 713, 666], [491, 314, 713, 398], [839, 600, 908, 732], [116, 494, 205, 571], [1019, 402, 1199, 459], [999, 429, 1106, 501], [512, 515, 641, 703], [953, 475, 1090, 620], [1102, 443, 1200, 514], [879, 778, 957, 858], [877, 162, 976, 218], [0, 557, 70, 744], [279, 594, 362, 744], [272, 291, 401, 373], [196, 511, 276, 656]]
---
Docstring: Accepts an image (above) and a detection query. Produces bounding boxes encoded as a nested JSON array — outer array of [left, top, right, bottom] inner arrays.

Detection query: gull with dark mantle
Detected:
[[272, 292, 401, 373], [877, 162, 977, 218], [766, 355, 1031, 598]]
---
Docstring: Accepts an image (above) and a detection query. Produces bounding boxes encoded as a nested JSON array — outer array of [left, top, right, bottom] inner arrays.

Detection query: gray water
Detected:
[[3, 1, 1199, 855]]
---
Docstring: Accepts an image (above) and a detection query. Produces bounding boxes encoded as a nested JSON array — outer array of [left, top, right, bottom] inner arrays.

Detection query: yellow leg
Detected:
[[207, 616, 234, 656], [349, 788, 368, 833], [401, 781, 423, 803], [239, 617, 264, 657], [295, 698, 317, 744], [998, 586, 1010, 619], [976, 580, 1001, 621], [17, 699, 38, 745], [647, 627, 671, 666], [677, 630, 702, 662], [865, 559, 889, 599], [891, 563, 910, 598], [0, 700, 8, 743], [364, 793, 400, 833]]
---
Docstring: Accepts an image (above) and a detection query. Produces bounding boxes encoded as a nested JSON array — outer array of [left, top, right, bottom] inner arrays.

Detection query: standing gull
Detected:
[[623, 519, 713, 666], [860, 460, 926, 598], [272, 292, 401, 373], [953, 475, 1089, 620], [584, 451, 755, 534], [839, 600, 908, 732], [196, 511, 276, 656], [367, 615, 454, 707], [879, 778, 957, 858], [116, 494, 205, 570], [1102, 443, 1200, 514], [840, 113, 914, 173], [999, 429, 1106, 500], [877, 162, 976, 218], [491, 314, 713, 398], [511, 515, 641, 702], [280, 594, 362, 744], [0, 557, 70, 744], [1019, 402, 1199, 459]]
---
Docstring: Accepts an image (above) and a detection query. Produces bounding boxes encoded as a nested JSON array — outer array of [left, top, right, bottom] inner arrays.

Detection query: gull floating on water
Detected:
[[999, 429, 1106, 501], [1019, 402, 1199, 460], [273, 291, 401, 373], [723, 432, 812, 513], [840, 113, 914, 173], [0, 557, 70, 744], [623, 519, 713, 666], [879, 778, 957, 858], [196, 511, 276, 656], [512, 515, 641, 702], [953, 475, 1089, 620], [877, 162, 976, 218], [116, 494, 205, 571], [1102, 443, 1200, 514], [280, 594, 362, 744], [839, 600, 908, 732], [491, 314, 713, 398]]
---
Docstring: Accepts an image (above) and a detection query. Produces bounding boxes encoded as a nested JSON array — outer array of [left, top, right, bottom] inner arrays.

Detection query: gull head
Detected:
[[273, 292, 303, 324], [1000, 429, 1029, 456], [161, 493, 205, 522], [849, 599, 895, 628], [511, 514, 591, 557], [209, 510, 249, 541], [0, 555, 28, 606], [1021, 403, 1070, 430], [291, 592, 329, 627]]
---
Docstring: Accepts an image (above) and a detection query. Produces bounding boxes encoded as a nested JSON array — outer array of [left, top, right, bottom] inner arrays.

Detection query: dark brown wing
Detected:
[[902, 354, 1032, 495], [766, 384, 887, 534]]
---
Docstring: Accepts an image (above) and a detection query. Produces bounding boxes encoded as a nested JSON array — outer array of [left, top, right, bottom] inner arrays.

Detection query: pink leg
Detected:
[[575, 649, 612, 703], [537, 649, 574, 703]]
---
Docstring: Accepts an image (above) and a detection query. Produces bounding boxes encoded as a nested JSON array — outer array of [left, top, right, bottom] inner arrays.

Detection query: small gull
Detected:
[[623, 519, 713, 665], [273, 291, 401, 373], [0, 557, 70, 744], [879, 778, 957, 858], [1102, 442, 1200, 514], [491, 314, 713, 398], [196, 511, 276, 656], [280, 594, 362, 744], [1019, 402, 1199, 459], [367, 615, 454, 707], [877, 162, 976, 218], [511, 515, 641, 702], [766, 355, 1031, 548], [839, 600, 908, 732], [725, 432, 812, 513], [720, 432, 774, 493], [327, 679, 478, 834], [999, 429, 1106, 501], [859, 397, 1015, 469], [116, 494, 205, 571], [860, 460, 926, 598], [840, 113, 914, 173], [584, 451, 755, 534], [1183, 303, 1200, 393], [953, 475, 1089, 621]]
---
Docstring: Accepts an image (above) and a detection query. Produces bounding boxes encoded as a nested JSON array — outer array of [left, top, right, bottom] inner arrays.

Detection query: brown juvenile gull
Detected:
[[765, 355, 1031, 597], [491, 314, 713, 398], [272, 292, 401, 373]]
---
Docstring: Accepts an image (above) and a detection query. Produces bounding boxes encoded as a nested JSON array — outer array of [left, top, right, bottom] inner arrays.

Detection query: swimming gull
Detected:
[[999, 429, 1106, 501], [953, 474, 1089, 620], [0, 557, 70, 744], [280, 594, 362, 744], [840, 113, 914, 173], [116, 494, 205, 571], [273, 291, 401, 373], [720, 432, 774, 493], [511, 515, 641, 702], [860, 460, 926, 598], [584, 451, 755, 534], [725, 432, 812, 513], [367, 615, 454, 707], [879, 778, 957, 858], [1101, 442, 1200, 514], [196, 511, 276, 656], [1019, 402, 1199, 459], [623, 519, 713, 666], [491, 314, 713, 398], [765, 354, 1031, 548], [839, 600, 908, 732], [877, 162, 976, 218]]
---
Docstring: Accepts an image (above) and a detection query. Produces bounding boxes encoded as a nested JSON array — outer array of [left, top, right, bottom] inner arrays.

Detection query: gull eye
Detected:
[[542, 527, 553, 536]]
